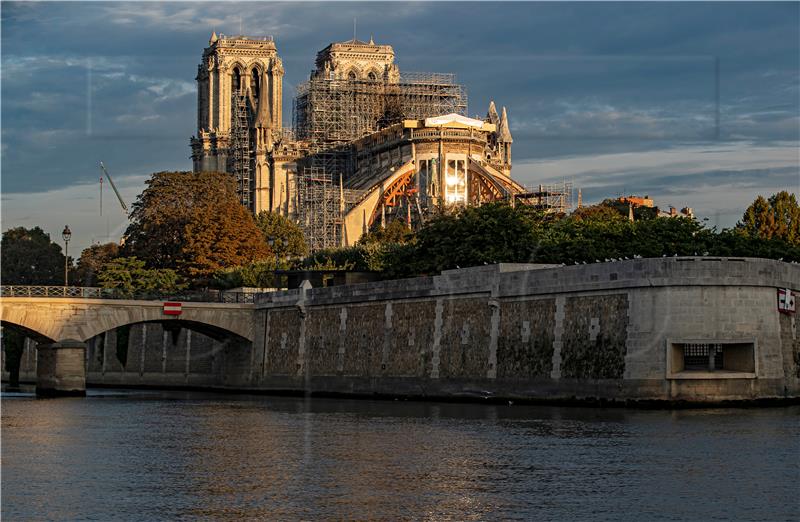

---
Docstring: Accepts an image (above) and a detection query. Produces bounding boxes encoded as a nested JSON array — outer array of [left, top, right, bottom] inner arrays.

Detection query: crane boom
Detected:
[[99, 161, 129, 216]]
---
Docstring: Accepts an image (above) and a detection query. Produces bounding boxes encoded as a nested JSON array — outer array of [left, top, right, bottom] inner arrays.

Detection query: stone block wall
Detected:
[[248, 258, 800, 403], [496, 298, 556, 380], [561, 294, 628, 380]]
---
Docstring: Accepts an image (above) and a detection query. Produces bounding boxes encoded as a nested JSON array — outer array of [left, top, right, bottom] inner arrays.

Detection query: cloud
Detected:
[[513, 141, 799, 227]]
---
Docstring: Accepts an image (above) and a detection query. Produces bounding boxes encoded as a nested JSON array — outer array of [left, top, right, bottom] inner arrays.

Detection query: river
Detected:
[[2, 387, 798, 521]]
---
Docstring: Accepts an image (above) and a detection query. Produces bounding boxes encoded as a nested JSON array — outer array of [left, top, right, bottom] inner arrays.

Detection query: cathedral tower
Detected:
[[191, 33, 284, 211], [312, 36, 400, 82]]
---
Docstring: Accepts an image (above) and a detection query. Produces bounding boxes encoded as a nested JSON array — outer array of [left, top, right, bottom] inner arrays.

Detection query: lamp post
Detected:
[[62, 225, 72, 292]]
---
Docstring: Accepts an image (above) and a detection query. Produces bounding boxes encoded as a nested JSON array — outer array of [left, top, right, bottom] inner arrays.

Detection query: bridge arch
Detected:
[[76, 306, 254, 343], [86, 318, 250, 344], [0, 298, 254, 344], [0, 306, 62, 343], [0, 320, 56, 344]]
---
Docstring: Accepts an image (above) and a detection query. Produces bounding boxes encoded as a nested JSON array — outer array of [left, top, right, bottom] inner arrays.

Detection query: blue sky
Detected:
[[2, 1, 798, 255]]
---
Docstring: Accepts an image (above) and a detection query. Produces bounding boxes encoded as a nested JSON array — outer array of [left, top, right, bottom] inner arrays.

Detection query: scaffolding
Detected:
[[228, 90, 253, 210], [293, 72, 467, 146], [292, 71, 466, 250], [297, 167, 342, 252], [515, 181, 574, 213]]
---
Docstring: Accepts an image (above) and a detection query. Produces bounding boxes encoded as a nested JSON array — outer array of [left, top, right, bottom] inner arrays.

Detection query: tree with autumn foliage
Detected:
[[74, 242, 120, 286], [123, 171, 271, 283]]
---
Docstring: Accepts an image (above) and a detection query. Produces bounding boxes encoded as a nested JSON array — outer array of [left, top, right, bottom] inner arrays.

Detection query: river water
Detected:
[[2, 388, 798, 521]]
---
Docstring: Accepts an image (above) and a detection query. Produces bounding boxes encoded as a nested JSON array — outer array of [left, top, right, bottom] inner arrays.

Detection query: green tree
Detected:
[[98, 257, 185, 298], [402, 203, 542, 274], [123, 171, 271, 282], [74, 242, 120, 286], [738, 191, 799, 245], [357, 219, 415, 245], [709, 229, 800, 261], [1, 226, 66, 285], [254, 211, 308, 259]]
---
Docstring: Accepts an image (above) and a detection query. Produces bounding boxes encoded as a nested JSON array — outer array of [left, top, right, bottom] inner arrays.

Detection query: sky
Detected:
[[1, 1, 798, 257]]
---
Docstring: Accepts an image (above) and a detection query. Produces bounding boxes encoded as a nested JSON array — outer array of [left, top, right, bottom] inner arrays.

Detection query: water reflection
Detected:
[[2, 388, 798, 520]]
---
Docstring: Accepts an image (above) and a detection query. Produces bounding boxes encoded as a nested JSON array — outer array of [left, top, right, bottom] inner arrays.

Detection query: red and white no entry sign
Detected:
[[163, 302, 182, 316]]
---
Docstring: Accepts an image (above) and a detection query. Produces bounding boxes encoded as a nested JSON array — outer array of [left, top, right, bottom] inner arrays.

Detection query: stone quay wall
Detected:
[[246, 257, 799, 403], [8, 257, 799, 404]]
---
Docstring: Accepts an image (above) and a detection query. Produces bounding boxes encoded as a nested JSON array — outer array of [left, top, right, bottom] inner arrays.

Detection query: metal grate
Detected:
[[683, 343, 723, 371]]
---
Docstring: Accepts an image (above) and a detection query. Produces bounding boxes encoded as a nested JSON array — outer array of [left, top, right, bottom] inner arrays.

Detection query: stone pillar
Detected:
[[36, 340, 86, 397]]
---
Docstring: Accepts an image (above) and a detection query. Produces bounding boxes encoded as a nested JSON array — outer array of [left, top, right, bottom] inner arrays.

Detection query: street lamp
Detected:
[[62, 225, 72, 289]]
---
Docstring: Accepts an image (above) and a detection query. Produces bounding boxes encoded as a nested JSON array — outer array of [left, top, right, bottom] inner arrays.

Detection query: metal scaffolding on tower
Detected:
[[229, 90, 253, 211], [293, 72, 467, 146]]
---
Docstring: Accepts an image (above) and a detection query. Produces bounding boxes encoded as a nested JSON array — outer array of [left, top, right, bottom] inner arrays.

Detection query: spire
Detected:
[[254, 69, 271, 128], [498, 106, 513, 143], [487, 100, 499, 125], [210, 31, 218, 44], [369, 34, 375, 45]]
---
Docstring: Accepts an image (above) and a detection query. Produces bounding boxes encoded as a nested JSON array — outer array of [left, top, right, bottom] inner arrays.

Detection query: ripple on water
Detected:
[[2, 390, 799, 521]]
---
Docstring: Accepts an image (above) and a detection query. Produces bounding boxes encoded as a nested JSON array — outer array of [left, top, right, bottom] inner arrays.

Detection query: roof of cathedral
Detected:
[[424, 113, 488, 129], [343, 37, 372, 45]]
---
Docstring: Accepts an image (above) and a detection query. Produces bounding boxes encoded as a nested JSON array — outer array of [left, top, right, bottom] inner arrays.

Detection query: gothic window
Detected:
[[250, 68, 260, 98], [232, 67, 242, 93], [348, 70, 357, 81], [367, 71, 377, 81]]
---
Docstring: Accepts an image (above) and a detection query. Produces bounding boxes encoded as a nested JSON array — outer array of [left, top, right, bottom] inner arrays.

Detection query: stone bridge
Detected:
[[0, 294, 254, 395], [0, 297, 254, 343]]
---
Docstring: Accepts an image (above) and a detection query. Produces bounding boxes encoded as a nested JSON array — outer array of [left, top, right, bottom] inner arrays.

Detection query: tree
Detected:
[[357, 219, 415, 245], [74, 242, 120, 286], [1, 226, 66, 285], [595, 198, 659, 221], [254, 211, 308, 259], [123, 171, 271, 282], [402, 203, 541, 274], [98, 257, 185, 298], [572, 203, 627, 223], [738, 191, 799, 245]]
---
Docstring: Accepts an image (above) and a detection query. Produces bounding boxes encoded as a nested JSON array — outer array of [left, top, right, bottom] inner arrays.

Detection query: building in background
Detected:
[[191, 34, 571, 250], [616, 195, 694, 220]]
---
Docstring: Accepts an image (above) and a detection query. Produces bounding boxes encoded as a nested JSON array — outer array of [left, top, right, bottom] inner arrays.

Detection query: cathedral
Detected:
[[191, 33, 525, 250]]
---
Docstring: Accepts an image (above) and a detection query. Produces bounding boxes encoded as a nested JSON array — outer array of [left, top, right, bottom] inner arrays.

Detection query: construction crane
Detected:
[[99, 161, 129, 217]]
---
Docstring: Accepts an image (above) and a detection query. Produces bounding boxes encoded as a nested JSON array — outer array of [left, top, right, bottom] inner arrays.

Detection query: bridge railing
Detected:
[[0, 286, 256, 304]]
